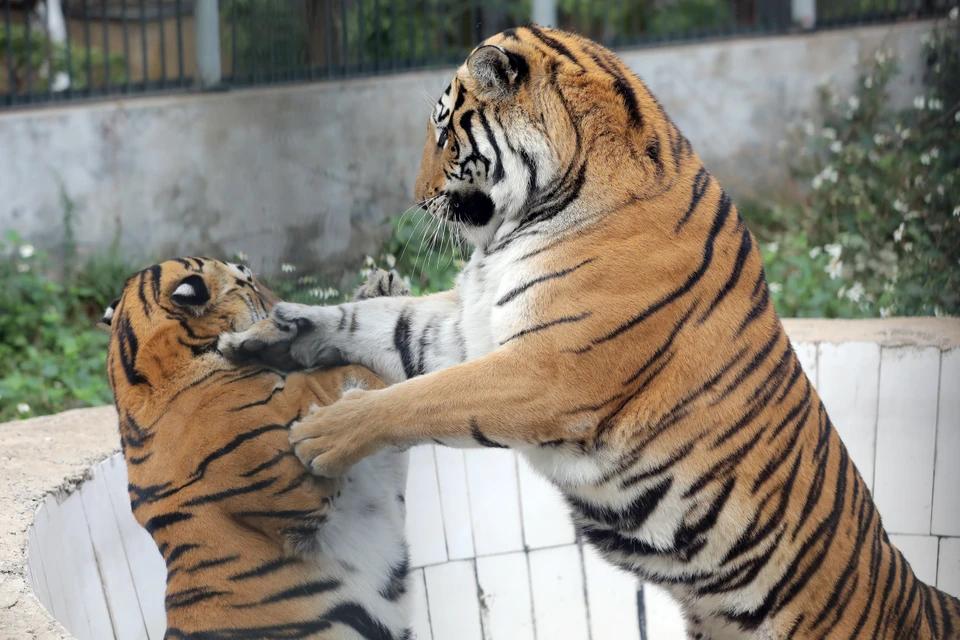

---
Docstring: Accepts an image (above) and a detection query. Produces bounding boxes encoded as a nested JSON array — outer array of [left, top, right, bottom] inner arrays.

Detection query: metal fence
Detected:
[[2, 0, 956, 109]]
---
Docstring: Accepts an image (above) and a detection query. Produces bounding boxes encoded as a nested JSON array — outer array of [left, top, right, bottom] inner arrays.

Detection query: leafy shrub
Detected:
[[747, 15, 959, 318], [0, 232, 135, 421]]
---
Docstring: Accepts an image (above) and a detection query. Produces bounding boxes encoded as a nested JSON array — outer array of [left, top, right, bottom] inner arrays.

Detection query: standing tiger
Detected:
[[220, 27, 960, 639], [101, 258, 414, 639]]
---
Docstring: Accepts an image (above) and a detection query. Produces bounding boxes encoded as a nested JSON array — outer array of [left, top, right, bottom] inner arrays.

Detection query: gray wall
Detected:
[[0, 21, 932, 276]]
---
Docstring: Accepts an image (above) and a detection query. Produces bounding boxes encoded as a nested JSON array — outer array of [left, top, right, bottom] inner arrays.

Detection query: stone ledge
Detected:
[[782, 317, 960, 350], [0, 406, 119, 640]]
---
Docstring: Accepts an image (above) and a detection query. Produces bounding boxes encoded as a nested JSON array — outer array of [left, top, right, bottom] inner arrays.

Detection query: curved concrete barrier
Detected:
[[2, 318, 959, 640]]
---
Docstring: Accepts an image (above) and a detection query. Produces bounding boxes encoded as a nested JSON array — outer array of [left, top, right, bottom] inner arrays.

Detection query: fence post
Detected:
[[194, 0, 222, 89], [532, 0, 557, 28], [791, 0, 816, 29]]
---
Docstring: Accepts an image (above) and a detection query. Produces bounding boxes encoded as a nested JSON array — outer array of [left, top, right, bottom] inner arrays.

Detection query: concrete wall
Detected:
[[0, 21, 932, 276]]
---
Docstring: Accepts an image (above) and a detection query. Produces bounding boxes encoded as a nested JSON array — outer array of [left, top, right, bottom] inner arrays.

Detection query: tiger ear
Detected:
[[468, 45, 526, 99], [96, 297, 121, 331], [171, 274, 212, 308]]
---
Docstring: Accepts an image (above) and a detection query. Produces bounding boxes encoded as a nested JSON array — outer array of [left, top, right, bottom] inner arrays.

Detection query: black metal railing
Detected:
[[2, 0, 956, 109]]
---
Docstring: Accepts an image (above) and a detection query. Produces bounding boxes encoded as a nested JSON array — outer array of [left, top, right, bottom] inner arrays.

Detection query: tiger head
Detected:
[[99, 257, 279, 400], [415, 26, 675, 248]]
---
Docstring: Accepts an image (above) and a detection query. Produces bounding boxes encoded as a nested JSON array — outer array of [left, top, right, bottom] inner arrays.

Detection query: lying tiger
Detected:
[[221, 27, 960, 639], [100, 257, 413, 640]]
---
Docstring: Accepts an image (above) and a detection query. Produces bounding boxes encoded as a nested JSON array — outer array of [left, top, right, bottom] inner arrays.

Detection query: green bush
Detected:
[[746, 15, 959, 318], [0, 232, 133, 422]]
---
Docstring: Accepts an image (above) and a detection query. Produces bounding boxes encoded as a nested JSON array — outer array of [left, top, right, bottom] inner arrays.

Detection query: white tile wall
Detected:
[[818, 342, 880, 489], [874, 347, 941, 535], [528, 545, 590, 640], [938, 538, 960, 599], [933, 349, 960, 537]]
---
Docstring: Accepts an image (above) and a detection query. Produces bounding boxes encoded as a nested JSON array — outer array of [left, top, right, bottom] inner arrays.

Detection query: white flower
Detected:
[[326, 288, 339, 299], [364, 255, 375, 267], [868, 151, 880, 163], [845, 281, 865, 303], [766, 242, 779, 254], [937, 185, 945, 196], [402, 275, 413, 288], [873, 133, 887, 146], [904, 242, 914, 252], [904, 210, 920, 221], [884, 282, 895, 294], [894, 222, 905, 242], [848, 95, 860, 111], [924, 194, 933, 204], [955, 110, 960, 123], [934, 306, 944, 318], [385, 254, 397, 269], [922, 33, 932, 46], [875, 50, 887, 64], [953, 205, 960, 217], [830, 141, 843, 154], [930, 147, 940, 159], [951, 6, 959, 20], [920, 153, 931, 166], [16, 403, 30, 415], [900, 127, 911, 140], [824, 165, 839, 183], [929, 98, 943, 111], [864, 76, 873, 89], [915, 174, 924, 186], [16, 263, 29, 274], [809, 247, 822, 259], [825, 258, 843, 280], [821, 127, 837, 140], [281, 263, 296, 273], [880, 306, 892, 318], [825, 244, 843, 260], [768, 282, 783, 294], [359, 268, 372, 278], [812, 175, 823, 190], [18, 244, 35, 259], [803, 120, 815, 136], [893, 199, 909, 213], [309, 288, 323, 298], [914, 96, 926, 110]]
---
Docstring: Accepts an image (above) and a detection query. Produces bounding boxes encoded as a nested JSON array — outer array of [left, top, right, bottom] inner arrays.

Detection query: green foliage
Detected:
[[750, 17, 959, 318], [0, 23, 126, 92], [0, 232, 137, 422]]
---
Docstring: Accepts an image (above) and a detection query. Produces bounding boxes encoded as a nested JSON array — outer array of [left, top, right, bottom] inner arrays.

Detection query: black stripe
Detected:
[[477, 109, 504, 183], [241, 449, 293, 478], [701, 225, 754, 322], [116, 313, 148, 386], [502, 311, 592, 343], [273, 473, 310, 496], [183, 476, 280, 507], [145, 511, 193, 534], [596, 191, 731, 346], [229, 556, 301, 581], [164, 543, 200, 567], [232, 579, 342, 608], [525, 25, 584, 69], [229, 385, 285, 411], [321, 602, 394, 640], [379, 552, 410, 601], [166, 587, 228, 610], [185, 554, 241, 574], [471, 420, 507, 448], [569, 477, 672, 531], [675, 167, 711, 232], [192, 423, 289, 479], [393, 311, 419, 379], [496, 258, 595, 306]]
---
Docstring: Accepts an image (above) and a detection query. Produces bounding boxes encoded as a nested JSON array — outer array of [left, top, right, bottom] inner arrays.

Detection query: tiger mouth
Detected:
[[427, 191, 495, 227]]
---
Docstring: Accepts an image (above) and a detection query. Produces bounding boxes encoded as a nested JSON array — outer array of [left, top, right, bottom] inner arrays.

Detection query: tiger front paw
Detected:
[[218, 302, 344, 371], [289, 389, 384, 476], [352, 268, 410, 301]]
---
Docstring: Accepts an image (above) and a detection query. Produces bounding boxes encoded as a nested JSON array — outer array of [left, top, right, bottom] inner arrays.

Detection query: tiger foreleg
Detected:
[[287, 346, 579, 476]]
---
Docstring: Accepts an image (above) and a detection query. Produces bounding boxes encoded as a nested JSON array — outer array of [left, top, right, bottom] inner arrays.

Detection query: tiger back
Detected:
[[101, 258, 412, 639]]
